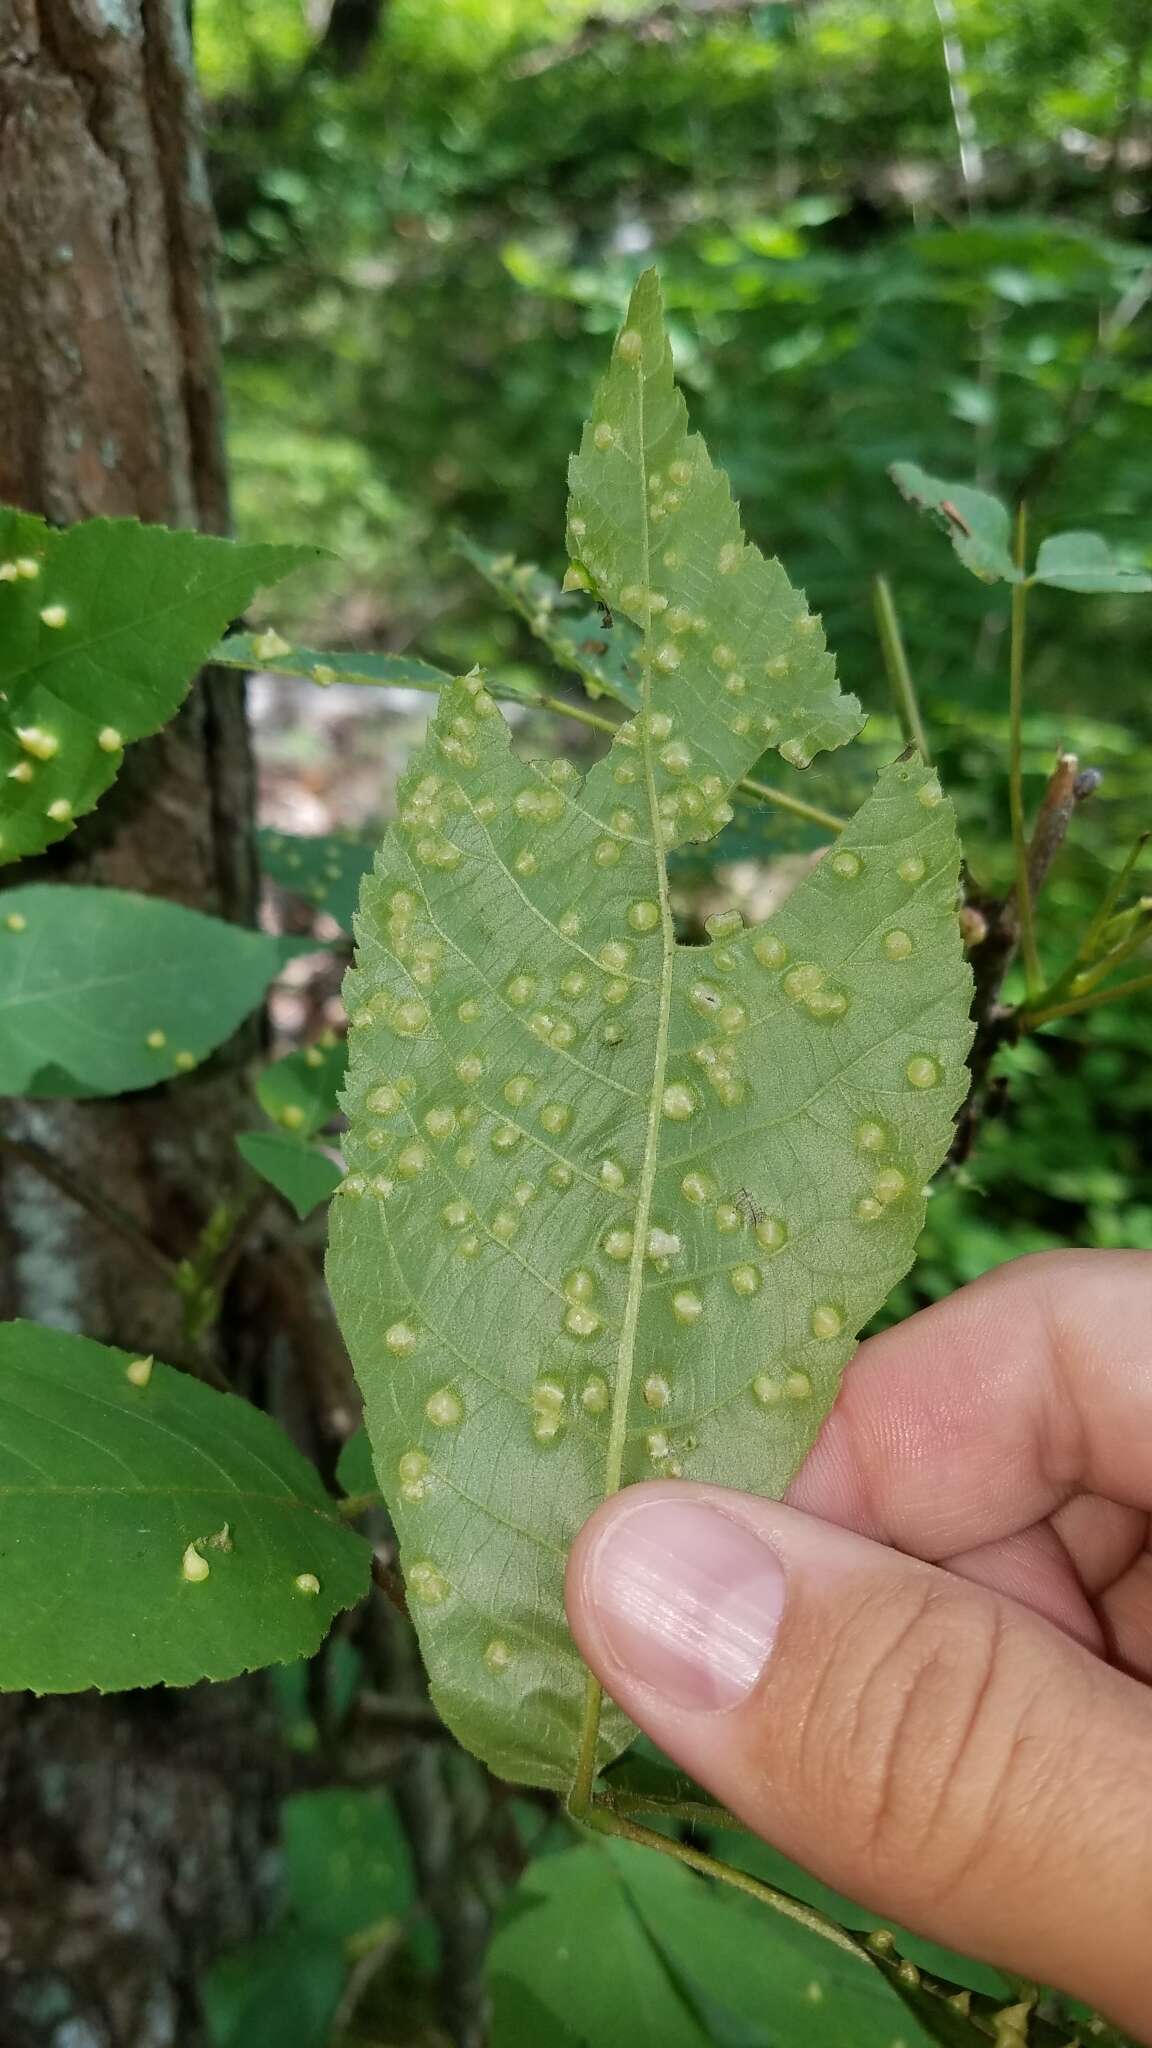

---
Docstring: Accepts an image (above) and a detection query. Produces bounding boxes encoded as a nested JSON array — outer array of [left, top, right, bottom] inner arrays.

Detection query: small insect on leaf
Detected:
[[328, 272, 973, 1794]]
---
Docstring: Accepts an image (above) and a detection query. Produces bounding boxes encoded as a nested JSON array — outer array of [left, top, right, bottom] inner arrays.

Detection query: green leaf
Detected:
[[489, 1842, 711, 2048], [224, 633, 544, 711], [1032, 530, 1152, 595], [0, 885, 300, 1097], [0, 514, 313, 865], [281, 1788, 415, 1939], [236, 1131, 342, 1219], [335, 1425, 378, 1500], [0, 1322, 371, 1691], [202, 1930, 345, 2048], [611, 1840, 954, 2048], [260, 828, 376, 932], [458, 535, 641, 709], [889, 463, 1023, 584], [490, 1839, 953, 2048], [217, 630, 450, 694], [257, 1037, 347, 1138], [710, 1830, 1013, 2000], [327, 271, 971, 1792]]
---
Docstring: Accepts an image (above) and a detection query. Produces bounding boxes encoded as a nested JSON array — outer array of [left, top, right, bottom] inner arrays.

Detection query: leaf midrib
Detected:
[[572, 336, 679, 1802]]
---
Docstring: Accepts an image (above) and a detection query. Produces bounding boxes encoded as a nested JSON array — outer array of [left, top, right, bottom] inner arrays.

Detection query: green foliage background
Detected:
[[199, 0, 1152, 1320]]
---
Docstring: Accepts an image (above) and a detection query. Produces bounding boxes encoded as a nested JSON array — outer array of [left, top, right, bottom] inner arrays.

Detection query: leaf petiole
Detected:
[[585, 1803, 865, 1957]]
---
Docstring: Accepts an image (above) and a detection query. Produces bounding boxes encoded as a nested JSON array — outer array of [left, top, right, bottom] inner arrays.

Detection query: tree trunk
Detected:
[[0, 7, 319, 2040]]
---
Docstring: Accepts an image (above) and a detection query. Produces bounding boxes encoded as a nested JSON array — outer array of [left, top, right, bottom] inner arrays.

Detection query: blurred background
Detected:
[[202, 0, 1152, 1319]]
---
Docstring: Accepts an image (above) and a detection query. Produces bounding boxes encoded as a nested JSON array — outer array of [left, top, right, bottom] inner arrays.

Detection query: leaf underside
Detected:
[[0, 514, 312, 865], [328, 273, 972, 1791], [0, 1323, 370, 1692]]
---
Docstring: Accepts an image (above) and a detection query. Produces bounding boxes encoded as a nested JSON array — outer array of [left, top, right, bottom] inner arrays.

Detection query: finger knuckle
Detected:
[[792, 1576, 1019, 1903]]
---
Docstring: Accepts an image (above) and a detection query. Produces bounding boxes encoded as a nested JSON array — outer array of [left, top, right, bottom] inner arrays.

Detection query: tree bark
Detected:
[[0, 7, 314, 2041]]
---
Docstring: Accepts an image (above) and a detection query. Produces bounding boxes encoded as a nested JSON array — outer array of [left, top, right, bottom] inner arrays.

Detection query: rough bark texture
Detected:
[[0, 7, 333, 2041]]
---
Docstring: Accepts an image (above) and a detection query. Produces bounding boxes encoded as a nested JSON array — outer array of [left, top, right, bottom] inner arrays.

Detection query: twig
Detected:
[[585, 1805, 864, 1957], [1008, 506, 1041, 996], [371, 1552, 409, 1618], [950, 750, 1101, 1162], [1023, 970, 1152, 1029], [0, 1132, 180, 1284], [600, 1785, 743, 1831], [738, 774, 845, 834], [1025, 751, 1094, 901], [209, 1187, 273, 1297], [932, 0, 985, 203], [1077, 831, 1148, 964], [872, 575, 930, 762], [338, 1490, 384, 1519]]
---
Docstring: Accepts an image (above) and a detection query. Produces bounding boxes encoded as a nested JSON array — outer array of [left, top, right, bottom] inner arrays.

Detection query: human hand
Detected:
[[565, 1250, 1152, 2037]]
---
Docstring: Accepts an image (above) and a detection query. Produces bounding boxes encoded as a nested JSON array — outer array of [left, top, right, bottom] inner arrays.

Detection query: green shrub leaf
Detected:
[[0, 1322, 370, 1691], [0, 514, 314, 865], [256, 1038, 347, 1139], [457, 536, 641, 708], [0, 886, 302, 1097], [1032, 529, 1152, 594], [236, 1131, 343, 1219], [889, 462, 1023, 583], [335, 1425, 378, 1501], [489, 1839, 955, 2048], [328, 273, 971, 1791], [217, 631, 450, 694], [260, 828, 377, 932], [281, 1788, 415, 1938]]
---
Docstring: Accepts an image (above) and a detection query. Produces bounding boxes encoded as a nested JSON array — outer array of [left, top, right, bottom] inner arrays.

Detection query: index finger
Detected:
[[786, 1250, 1152, 1557]]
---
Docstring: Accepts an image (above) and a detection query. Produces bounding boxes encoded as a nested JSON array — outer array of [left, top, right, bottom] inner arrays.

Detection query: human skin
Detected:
[[566, 1250, 1152, 2038]]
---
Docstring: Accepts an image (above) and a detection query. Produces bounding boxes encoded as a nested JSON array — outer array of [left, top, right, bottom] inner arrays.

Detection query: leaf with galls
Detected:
[[327, 273, 972, 1791], [0, 512, 314, 866], [0, 1322, 370, 1691]]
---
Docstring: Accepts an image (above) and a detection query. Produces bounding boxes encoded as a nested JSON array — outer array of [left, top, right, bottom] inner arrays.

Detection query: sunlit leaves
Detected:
[[0, 513, 313, 865], [327, 274, 971, 1791], [0, 1322, 370, 1691]]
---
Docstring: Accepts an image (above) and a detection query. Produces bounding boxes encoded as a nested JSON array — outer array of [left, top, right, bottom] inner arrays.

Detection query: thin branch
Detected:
[[1025, 751, 1094, 901], [872, 575, 930, 762], [950, 750, 1101, 1163], [338, 1490, 384, 1519], [1077, 831, 1148, 964], [932, 0, 985, 203], [1008, 508, 1041, 997], [1022, 970, 1152, 1029], [600, 1786, 743, 1831], [737, 775, 846, 834], [0, 1132, 180, 1283], [586, 1805, 864, 1958]]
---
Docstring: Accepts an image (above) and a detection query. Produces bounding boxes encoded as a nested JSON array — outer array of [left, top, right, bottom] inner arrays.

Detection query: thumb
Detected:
[[565, 1481, 1152, 2034]]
